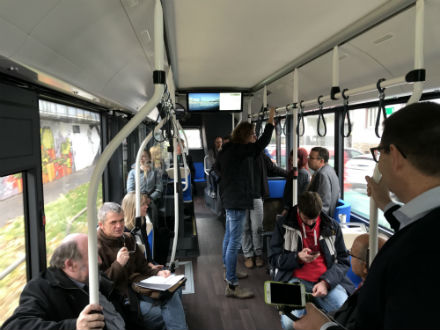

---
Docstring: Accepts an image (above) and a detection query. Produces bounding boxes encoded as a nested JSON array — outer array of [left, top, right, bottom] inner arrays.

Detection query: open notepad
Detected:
[[135, 274, 186, 291]]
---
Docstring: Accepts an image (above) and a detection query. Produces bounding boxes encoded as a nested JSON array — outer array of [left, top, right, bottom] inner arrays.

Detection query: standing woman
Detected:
[[121, 192, 163, 270], [216, 107, 275, 299]]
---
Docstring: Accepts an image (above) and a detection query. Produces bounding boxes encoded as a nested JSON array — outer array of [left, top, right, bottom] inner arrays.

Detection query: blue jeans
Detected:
[[280, 278, 348, 330], [139, 288, 188, 330], [222, 209, 246, 285]]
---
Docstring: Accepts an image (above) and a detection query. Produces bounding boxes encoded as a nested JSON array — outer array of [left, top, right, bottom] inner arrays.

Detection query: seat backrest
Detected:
[[193, 161, 206, 182]]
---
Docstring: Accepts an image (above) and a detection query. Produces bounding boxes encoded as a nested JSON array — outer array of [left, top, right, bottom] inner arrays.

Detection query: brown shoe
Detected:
[[225, 285, 254, 299], [255, 255, 264, 267], [223, 269, 248, 281], [244, 257, 254, 269]]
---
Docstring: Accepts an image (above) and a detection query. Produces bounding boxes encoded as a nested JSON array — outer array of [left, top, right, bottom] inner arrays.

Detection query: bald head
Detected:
[[351, 233, 387, 280]]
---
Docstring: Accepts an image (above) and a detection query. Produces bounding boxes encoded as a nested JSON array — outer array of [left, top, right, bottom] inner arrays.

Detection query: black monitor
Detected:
[[187, 92, 242, 112]]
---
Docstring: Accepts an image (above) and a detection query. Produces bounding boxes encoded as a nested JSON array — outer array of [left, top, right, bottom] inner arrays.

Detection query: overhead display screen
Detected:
[[187, 92, 242, 112]]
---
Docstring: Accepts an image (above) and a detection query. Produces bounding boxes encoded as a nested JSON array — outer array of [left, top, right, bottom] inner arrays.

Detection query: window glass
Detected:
[[0, 173, 25, 323], [343, 104, 405, 230], [183, 129, 202, 149], [39, 100, 102, 260], [299, 113, 335, 161]]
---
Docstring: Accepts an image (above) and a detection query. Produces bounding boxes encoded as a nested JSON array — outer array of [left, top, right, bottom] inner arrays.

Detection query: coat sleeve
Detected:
[[269, 217, 303, 274], [1, 280, 77, 330], [126, 169, 135, 193], [319, 223, 351, 291], [263, 153, 288, 177], [149, 170, 163, 201]]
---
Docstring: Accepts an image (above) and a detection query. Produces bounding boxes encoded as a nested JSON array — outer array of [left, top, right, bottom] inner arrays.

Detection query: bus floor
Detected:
[[180, 196, 283, 330]]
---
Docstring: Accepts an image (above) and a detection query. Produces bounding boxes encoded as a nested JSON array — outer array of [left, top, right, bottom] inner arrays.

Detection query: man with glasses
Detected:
[[269, 191, 354, 329], [294, 101, 440, 329], [307, 147, 340, 217], [97, 202, 188, 330]]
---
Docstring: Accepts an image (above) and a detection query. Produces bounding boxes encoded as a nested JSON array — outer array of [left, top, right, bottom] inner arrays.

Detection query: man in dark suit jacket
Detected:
[[293, 101, 440, 329], [307, 147, 340, 217]]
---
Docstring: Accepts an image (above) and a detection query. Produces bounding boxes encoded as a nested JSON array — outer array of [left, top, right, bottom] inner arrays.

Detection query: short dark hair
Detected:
[[311, 147, 329, 163], [231, 122, 255, 144], [298, 192, 322, 219], [49, 240, 82, 269], [381, 102, 440, 177]]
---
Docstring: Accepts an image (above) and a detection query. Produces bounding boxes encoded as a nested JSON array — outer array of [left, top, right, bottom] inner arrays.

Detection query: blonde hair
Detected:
[[121, 192, 150, 230]]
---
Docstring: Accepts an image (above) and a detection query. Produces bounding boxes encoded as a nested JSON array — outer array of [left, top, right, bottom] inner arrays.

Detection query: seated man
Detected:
[[97, 202, 188, 330], [1, 233, 127, 330], [329, 233, 387, 329], [269, 191, 355, 329]]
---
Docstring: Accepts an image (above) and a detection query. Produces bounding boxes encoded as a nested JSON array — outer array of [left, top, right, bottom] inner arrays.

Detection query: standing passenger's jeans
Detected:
[[222, 209, 247, 285], [139, 288, 188, 330], [242, 198, 264, 258]]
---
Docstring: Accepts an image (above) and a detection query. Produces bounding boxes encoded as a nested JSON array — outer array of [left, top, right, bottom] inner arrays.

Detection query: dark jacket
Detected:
[[0, 268, 137, 330], [353, 206, 440, 329], [257, 152, 288, 199], [269, 205, 355, 295], [215, 123, 274, 209], [307, 164, 340, 217]]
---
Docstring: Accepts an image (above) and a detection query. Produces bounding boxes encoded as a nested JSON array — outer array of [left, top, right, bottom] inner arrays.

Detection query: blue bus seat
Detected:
[[146, 218, 154, 259], [347, 259, 362, 287], [193, 162, 206, 183], [182, 175, 192, 202], [267, 178, 286, 199], [334, 199, 351, 223]]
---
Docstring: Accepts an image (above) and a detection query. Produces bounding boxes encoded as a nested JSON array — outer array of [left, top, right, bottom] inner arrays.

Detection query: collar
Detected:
[[393, 185, 440, 230]]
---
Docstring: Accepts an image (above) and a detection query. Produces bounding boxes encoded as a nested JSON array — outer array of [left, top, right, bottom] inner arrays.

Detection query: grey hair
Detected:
[[98, 202, 123, 223], [49, 240, 82, 269]]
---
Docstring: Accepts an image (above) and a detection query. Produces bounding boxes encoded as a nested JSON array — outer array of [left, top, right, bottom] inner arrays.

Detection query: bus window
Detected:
[[39, 100, 102, 260], [343, 104, 405, 230], [0, 173, 25, 323], [299, 113, 335, 161], [183, 128, 202, 149], [279, 118, 287, 169]]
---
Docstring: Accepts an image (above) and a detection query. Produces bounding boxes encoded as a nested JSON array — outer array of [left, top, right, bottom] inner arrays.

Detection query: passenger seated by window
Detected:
[[207, 136, 223, 198], [97, 202, 188, 330], [122, 192, 164, 271], [327, 233, 387, 329], [282, 148, 311, 215], [269, 191, 355, 329], [1, 233, 134, 330]]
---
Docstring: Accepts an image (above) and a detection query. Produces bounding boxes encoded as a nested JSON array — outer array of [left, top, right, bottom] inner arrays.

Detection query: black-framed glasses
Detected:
[[348, 248, 365, 262], [370, 144, 407, 163], [122, 235, 137, 254], [308, 156, 321, 160]]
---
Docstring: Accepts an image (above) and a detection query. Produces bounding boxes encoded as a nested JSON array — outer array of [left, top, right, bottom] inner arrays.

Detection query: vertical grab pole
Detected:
[[407, 0, 424, 105], [263, 85, 268, 109], [291, 69, 299, 206], [332, 46, 340, 91], [86, 0, 165, 304], [170, 134, 179, 264], [368, 166, 381, 266]]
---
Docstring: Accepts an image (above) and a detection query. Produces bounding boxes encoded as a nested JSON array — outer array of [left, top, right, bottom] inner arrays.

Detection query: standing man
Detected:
[[242, 152, 287, 269], [216, 107, 275, 299], [307, 147, 340, 217], [294, 101, 440, 329]]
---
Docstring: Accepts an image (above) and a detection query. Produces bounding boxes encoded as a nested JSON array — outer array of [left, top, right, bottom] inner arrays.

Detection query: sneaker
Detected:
[[225, 285, 254, 299], [255, 255, 264, 267], [244, 257, 254, 269], [223, 269, 248, 281]]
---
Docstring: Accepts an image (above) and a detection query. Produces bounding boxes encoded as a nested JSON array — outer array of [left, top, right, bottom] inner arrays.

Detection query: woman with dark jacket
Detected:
[[215, 107, 275, 299]]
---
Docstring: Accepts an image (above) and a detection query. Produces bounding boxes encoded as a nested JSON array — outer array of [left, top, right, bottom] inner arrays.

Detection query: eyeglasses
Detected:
[[122, 235, 137, 254], [370, 144, 407, 163], [348, 248, 365, 262], [308, 156, 321, 160]]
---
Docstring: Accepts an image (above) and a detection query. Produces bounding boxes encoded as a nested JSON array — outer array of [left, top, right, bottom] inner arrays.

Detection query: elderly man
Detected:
[[1, 233, 126, 330], [295, 101, 440, 329], [97, 202, 187, 330]]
